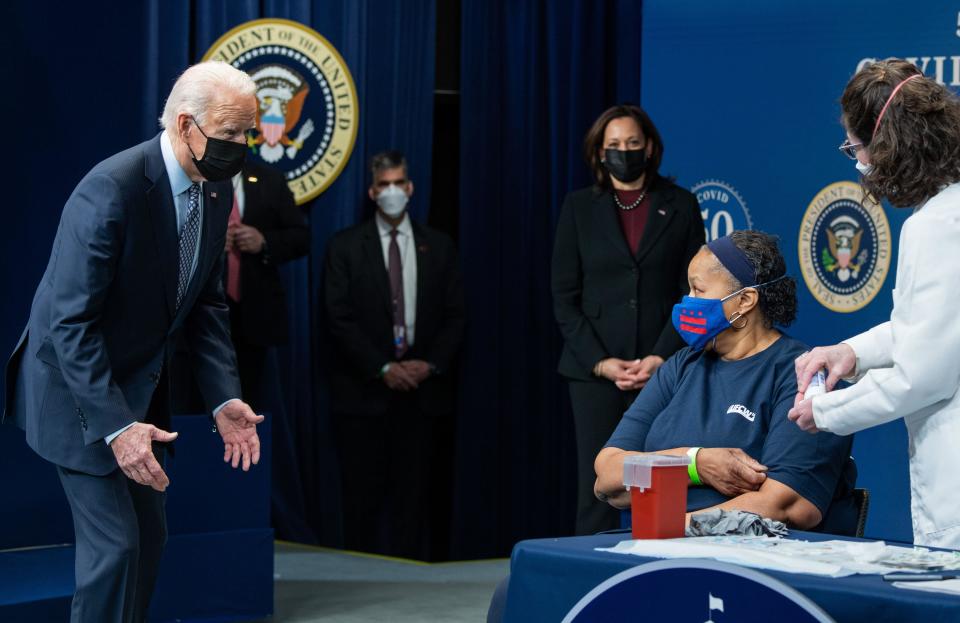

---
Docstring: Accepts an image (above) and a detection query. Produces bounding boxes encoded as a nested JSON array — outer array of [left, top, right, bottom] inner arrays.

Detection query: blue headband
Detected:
[[707, 236, 756, 287]]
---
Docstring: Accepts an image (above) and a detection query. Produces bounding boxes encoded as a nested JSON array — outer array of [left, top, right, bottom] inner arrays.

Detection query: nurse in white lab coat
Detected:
[[789, 58, 960, 549]]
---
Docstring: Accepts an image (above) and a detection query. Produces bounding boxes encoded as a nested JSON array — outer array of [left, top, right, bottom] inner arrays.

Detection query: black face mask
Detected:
[[186, 117, 247, 182], [602, 148, 647, 183]]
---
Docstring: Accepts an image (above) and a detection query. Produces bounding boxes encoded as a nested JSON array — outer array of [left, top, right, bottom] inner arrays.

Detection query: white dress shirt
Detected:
[[231, 171, 246, 216], [376, 212, 418, 347]]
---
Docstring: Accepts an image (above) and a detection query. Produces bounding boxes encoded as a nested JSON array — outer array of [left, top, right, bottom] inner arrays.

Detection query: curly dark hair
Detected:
[[841, 58, 960, 208], [583, 104, 664, 191], [726, 231, 797, 328]]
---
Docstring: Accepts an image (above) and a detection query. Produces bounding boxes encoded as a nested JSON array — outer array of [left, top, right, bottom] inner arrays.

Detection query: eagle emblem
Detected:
[[246, 64, 315, 164], [822, 215, 868, 283]]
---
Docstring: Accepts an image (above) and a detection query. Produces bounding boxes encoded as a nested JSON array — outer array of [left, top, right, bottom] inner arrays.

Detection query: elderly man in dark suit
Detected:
[[3, 61, 264, 623], [324, 150, 465, 561]]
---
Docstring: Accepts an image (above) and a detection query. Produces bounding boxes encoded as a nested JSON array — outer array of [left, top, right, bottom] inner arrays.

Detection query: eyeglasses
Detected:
[[838, 139, 864, 160]]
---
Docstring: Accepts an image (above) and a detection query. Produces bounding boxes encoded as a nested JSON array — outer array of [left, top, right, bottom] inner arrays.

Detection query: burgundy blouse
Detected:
[[614, 189, 650, 256]]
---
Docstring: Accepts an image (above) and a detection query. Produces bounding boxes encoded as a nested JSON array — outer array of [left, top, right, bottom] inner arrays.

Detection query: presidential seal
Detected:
[[203, 18, 358, 205], [691, 179, 753, 242], [798, 181, 891, 313]]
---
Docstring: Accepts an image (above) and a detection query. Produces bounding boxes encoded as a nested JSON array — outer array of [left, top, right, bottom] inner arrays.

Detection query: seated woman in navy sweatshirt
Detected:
[[594, 231, 854, 530]]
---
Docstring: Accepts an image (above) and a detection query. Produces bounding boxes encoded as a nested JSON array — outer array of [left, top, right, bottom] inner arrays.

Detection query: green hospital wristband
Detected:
[[687, 447, 702, 485]]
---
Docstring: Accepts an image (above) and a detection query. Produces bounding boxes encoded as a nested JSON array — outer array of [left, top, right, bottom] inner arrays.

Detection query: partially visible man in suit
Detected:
[[224, 161, 311, 541], [224, 161, 309, 409], [324, 150, 465, 561], [3, 61, 264, 623]]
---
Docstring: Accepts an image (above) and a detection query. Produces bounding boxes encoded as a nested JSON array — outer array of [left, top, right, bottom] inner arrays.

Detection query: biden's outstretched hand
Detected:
[[215, 400, 264, 471]]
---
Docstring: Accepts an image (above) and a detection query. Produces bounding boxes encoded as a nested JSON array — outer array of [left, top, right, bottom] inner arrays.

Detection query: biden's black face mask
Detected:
[[602, 148, 646, 184], [187, 117, 247, 182]]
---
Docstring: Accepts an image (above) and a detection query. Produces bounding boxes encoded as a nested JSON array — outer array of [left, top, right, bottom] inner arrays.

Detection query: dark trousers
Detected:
[[335, 396, 454, 561], [56, 447, 167, 623], [568, 380, 638, 535]]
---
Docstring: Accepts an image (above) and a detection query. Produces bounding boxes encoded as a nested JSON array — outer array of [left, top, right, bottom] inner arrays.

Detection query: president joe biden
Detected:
[[3, 61, 265, 623]]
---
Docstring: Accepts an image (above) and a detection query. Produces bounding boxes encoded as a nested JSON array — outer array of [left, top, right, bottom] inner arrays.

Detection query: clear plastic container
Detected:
[[623, 454, 690, 491], [624, 454, 692, 539]]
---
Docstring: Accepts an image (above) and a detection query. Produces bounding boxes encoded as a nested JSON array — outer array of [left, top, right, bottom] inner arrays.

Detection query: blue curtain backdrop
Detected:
[[1, 0, 650, 558], [453, 0, 644, 558], [0, 0, 436, 547], [2, 0, 943, 562]]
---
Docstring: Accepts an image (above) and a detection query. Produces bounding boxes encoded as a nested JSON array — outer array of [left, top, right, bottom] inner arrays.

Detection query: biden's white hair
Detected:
[[159, 61, 256, 130]]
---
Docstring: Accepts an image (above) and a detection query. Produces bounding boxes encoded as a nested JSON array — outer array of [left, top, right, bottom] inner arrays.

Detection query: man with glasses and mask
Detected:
[[3, 61, 264, 623], [324, 150, 465, 561]]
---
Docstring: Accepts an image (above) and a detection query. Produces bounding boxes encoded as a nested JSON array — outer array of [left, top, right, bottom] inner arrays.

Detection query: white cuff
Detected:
[[842, 324, 892, 379], [213, 398, 241, 419], [105, 422, 136, 445]]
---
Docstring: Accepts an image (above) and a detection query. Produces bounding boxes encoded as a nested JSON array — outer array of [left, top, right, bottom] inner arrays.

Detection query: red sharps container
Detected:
[[623, 454, 690, 539]]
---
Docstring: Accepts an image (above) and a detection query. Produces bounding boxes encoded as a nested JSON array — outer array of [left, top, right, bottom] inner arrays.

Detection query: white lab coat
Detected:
[[813, 182, 960, 549]]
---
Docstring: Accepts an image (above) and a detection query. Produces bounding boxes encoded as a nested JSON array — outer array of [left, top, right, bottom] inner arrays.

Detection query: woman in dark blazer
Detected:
[[552, 104, 704, 534]]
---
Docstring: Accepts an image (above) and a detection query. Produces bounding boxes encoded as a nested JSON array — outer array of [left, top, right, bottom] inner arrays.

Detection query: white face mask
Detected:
[[855, 160, 873, 175], [376, 183, 409, 217]]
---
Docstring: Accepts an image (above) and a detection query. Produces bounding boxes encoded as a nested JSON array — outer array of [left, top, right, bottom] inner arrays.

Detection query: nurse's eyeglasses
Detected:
[[839, 139, 864, 160]]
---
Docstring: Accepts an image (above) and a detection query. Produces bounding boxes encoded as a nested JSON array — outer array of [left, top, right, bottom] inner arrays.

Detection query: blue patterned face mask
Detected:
[[671, 291, 742, 350], [671, 276, 787, 350]]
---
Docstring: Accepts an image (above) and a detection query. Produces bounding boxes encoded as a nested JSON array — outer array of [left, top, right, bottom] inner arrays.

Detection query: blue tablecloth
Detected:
[[503, 530, 960, 622]]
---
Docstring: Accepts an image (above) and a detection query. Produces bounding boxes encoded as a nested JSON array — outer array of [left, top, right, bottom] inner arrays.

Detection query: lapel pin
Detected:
[[247, 176, 258, 183], [210, 191, 218, 199], [657, 209, 666, 215]]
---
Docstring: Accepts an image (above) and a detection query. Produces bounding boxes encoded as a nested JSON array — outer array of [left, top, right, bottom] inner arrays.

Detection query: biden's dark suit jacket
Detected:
[[3, 133, 240, 476]]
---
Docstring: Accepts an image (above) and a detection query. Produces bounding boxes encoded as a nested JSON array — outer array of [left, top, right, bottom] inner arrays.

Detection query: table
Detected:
[[503, 530, 960, 622]]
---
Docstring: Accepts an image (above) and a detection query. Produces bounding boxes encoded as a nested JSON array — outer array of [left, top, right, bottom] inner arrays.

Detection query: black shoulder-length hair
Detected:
[[583, 103, 665, 192]]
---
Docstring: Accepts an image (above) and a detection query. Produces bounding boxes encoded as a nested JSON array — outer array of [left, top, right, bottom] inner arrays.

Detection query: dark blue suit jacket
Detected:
[[3, 133, 240, 475]]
